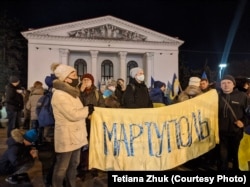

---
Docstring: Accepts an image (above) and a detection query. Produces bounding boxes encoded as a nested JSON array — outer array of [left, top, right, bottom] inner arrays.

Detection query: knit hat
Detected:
[[9, 76, 20, 83], [221, 75, 236, 85], [23, 129, 38, 143], [52, 64, 76, 81], [188, 77, 201, 87], [81, 73, 94, 84], [154, 81, 166, 88], [130, 67, 143, 78]]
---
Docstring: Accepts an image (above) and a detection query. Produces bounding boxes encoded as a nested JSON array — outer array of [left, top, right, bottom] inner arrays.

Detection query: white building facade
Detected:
[[21, 15, 184, 88]]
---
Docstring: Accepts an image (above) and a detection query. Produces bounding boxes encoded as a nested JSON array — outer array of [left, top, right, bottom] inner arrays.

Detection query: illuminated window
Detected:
[[101, 60, 113, 82], [74, 59, 87, 78]]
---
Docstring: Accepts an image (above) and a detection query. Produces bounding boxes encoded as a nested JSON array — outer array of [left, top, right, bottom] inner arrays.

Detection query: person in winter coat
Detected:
[[149, 80, 168, 107], [218, 75, 249, 171], [114, 78, 126, 105], [103, 79, 121, 108], [122, 67, 153, 108], [37, 74, 57, 187], [0, 129, 38, 184], [26, 81, 44, 130], [5, 76, 24, 137], [77, 73, 105, 180], [50, 63, 94, 187], [79, 73, 105, 108], [178, 77, 202, 102], [235, 76, 250, 93]]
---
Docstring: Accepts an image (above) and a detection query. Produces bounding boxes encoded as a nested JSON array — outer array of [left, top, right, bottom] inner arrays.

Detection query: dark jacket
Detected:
[[79, 84, 105, 107], [149, 87, 168, 105], [0, 129, 34, 175], [114, 84, 125, 105], [104, 93, 121, 108], [5, 83, 24, 111], [122, 78, 153, 108], [219, 89, 249, 136]]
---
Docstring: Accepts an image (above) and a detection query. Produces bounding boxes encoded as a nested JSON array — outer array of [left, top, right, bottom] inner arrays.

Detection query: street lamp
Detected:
[[219, 63, 227, 79]]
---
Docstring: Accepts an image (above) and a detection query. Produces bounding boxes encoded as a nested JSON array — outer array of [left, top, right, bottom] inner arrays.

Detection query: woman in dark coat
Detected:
[[122, 67, 153, 108], [77, 73, 105, 180]]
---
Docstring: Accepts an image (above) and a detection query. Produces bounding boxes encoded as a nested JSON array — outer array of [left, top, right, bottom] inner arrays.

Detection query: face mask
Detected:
[[136, 75, 145, 82], [68, 78, 79, 87]]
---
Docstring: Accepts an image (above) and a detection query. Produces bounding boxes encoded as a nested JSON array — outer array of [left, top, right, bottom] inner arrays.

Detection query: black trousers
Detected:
[[218, 133, 243, 171], [38, 142, 56, 185]]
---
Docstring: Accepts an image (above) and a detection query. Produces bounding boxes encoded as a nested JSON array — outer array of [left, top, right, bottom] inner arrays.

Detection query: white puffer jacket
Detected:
[[51, 80, 89, 153]]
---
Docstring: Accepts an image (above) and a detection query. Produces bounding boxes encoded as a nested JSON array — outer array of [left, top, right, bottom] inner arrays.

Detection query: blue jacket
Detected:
[[0, 130, 34, 175], [149, 87, 168, 105]]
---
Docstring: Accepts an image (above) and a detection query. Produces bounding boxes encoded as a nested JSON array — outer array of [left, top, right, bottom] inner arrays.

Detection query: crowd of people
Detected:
[[0, 65, 250, 186]]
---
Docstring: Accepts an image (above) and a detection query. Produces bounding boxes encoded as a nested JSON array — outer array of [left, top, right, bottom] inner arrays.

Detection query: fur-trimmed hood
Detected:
[[30, 86, 44, 95], [184, 85, 202, 96], [178, 85, 202, 102], [53, 79, 80, 98], [11, 129, 25, 143]]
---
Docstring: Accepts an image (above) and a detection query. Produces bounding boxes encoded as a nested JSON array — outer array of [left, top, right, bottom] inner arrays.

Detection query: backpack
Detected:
[[36, 90, 55, 127]]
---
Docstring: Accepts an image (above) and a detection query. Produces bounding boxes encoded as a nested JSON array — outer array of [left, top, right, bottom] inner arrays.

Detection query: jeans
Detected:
[[12, 160, 35, 175], [52, 149, 80, 187]]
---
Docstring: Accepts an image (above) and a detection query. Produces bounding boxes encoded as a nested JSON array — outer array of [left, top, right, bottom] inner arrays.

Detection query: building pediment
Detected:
[[68, 24, 147, 41], [22, 15, 183, 45]]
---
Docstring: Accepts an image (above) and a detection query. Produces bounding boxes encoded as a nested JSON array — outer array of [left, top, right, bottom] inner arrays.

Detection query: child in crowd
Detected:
[[0, 129, 38, 184]]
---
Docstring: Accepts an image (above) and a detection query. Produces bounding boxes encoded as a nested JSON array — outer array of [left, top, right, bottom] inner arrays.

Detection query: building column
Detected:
[[119, 51, 127, 83], [59, 49, 69, 64], [145, 52, 154, 87], [90, 50, 99, 86]]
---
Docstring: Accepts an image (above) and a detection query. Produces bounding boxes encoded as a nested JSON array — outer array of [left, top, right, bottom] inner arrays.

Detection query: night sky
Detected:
[[2, 0, 250, 71]]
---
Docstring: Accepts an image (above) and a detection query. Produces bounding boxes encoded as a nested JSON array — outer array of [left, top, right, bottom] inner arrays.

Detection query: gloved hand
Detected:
[[87, 104, 95, 116]]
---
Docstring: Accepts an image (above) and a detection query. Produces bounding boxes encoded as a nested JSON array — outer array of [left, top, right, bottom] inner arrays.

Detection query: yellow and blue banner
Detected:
[[89, 89, 219, 171]]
